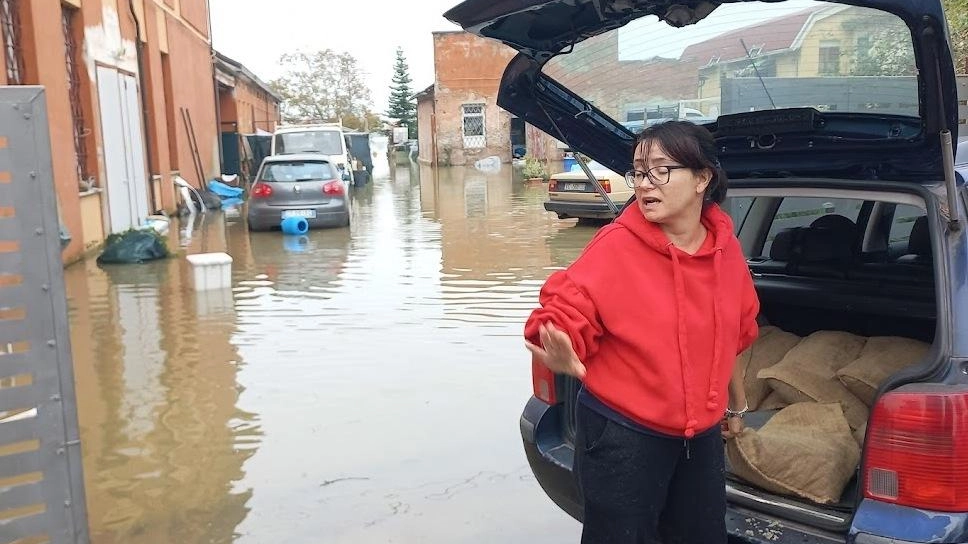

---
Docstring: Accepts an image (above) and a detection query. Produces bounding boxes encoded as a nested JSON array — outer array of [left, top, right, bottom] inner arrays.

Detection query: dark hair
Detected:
[[634, 121, 727, 204]]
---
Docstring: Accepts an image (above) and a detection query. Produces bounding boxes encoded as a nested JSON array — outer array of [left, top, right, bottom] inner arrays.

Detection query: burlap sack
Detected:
[[726, 402, 860, 504], [757, 331, 869, 429], [853, 422, 867, 448], [758, 390, 788, 411], [836, 336, 930, 407], [737, 326, 802, 410]]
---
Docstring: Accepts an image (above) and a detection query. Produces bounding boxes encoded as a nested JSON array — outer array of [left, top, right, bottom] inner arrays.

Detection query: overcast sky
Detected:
[[209, 0, 462, 113]]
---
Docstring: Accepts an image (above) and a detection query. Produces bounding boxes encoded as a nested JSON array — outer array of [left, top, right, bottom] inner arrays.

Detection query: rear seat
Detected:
[[749, 214, 856, 279], [850, 216, 934, 285]]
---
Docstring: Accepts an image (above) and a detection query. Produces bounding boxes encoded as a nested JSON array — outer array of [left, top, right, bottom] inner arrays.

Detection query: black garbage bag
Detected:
[[97, 229, 170, 265]]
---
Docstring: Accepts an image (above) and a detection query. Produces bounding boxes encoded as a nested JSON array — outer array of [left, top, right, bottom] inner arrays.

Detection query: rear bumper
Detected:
[[521, 396, 850, 544], [543, 200, 617, 220], [247, 202, 349, 230]]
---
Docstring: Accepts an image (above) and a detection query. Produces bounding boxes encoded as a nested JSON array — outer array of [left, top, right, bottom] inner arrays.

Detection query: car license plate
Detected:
[[562, 183, 587, 191], [282, 209, 316, 219]]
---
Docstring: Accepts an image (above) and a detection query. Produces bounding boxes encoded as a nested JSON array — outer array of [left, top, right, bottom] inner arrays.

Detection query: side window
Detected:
[[761, 197, 863, 257], [723, 196, 753, 235], [888, 204, 923, 248]]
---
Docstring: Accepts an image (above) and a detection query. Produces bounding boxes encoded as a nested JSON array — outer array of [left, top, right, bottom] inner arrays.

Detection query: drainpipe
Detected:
[[207, 0, 223, 177], [127, 0, 158, 213]]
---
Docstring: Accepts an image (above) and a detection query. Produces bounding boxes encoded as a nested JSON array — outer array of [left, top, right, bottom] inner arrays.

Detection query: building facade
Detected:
[[0, 0, 220, 264], [215, 51, 280, 135], [417, 31, 562, 166]]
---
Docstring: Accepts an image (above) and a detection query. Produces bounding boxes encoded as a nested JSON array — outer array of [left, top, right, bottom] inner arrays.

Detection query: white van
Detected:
[[270, 124, 354, 184]]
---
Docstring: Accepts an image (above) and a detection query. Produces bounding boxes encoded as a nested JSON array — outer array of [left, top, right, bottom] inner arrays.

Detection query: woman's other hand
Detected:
[[525, 323, 587, 379], [721, 415, 745, 439]]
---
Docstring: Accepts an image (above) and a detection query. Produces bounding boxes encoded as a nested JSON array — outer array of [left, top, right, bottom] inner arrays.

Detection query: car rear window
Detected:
[[275, 131, 343, 155], [542, 1, 918, 126], [261, 161, 336, 182]]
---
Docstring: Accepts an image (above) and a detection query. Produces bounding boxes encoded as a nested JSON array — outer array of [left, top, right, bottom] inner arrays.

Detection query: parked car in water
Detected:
[[446, 0, 968, 542], [247, 154, 350, 231], [544, 161, 631, 220]]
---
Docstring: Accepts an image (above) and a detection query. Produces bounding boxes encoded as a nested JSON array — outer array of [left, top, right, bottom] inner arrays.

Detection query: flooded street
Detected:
[[64, 164, 592, 543]]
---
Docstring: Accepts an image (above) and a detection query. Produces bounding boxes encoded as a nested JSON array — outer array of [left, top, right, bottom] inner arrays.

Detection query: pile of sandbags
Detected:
[[728, 329, 930, 504]]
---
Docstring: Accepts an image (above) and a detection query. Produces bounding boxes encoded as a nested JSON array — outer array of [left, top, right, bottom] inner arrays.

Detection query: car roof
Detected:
[[262, 154, 335, 163]]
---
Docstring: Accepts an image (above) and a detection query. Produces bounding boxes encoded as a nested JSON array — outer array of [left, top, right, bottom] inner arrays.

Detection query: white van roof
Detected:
[[274, 123, 347, 134]]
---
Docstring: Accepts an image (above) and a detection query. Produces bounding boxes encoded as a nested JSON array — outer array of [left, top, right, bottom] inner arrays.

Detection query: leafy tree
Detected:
[[850, 26, 917, 76], [943, 0, 968, 72], [387, 47, 417, 138], [270, 49, 375, 127]]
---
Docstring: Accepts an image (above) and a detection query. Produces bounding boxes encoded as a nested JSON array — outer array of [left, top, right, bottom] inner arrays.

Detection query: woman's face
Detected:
[[631, 140, 711, 225]]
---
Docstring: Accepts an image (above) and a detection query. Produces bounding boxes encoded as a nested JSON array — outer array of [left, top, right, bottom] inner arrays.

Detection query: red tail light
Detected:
[[252, 183, 272, 198], [532, 353, 557, 404], [863, 386, 968, 511], [323, 180, 344, 196], [599, 179, 611, 193], [548, 179, 558, 192]]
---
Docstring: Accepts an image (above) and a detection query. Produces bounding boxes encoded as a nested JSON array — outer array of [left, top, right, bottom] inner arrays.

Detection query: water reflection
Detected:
[[67, 250, 256, 543], [67, 164, 594, 543]]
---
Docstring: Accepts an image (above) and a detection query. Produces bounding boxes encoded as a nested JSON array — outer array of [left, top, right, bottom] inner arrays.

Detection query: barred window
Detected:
[[0, 0, 24, 85], [63, 6, 91, 183], [462, 104, 485, 149]]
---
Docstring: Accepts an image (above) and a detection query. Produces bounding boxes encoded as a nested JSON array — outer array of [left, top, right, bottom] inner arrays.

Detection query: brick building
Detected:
[[215, 51, 280, 178], [417, 31, 562, 167], [215, 51, 280, 135], [0, 0, 220, 264]]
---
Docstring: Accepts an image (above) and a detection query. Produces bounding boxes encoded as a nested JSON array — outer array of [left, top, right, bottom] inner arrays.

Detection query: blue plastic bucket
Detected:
[[280, 216, 309, 235]]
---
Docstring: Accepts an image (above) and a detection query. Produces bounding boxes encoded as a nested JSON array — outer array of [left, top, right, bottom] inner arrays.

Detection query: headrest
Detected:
[[907, 216, 931, 256]]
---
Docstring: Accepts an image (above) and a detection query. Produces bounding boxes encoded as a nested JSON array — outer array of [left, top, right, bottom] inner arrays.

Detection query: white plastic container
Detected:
[[186, 252, 233, 291]]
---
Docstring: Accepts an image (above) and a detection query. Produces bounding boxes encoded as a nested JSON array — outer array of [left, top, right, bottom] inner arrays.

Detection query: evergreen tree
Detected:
[[387, 47, 417, 138]]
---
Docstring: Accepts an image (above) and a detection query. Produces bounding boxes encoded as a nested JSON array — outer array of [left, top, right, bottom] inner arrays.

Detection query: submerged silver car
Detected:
[[247, 154, 351, 231]]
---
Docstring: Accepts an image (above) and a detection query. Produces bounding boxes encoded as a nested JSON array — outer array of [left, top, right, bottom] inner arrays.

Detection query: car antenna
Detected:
[[740, 38, 776, 109]]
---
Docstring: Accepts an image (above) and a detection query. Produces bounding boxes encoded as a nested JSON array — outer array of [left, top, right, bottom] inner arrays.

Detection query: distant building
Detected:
[[417, 31, 562, 166]]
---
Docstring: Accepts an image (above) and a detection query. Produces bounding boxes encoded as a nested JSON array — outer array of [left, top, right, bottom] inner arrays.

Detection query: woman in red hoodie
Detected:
[[525, 121, 759, 543]]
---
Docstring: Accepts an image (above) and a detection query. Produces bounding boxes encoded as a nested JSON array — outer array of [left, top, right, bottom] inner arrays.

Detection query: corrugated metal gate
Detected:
[[0, 87, 89, 544]]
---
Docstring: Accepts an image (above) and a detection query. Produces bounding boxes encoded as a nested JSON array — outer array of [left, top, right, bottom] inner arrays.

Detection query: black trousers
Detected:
[[574, 402, 727, 544]]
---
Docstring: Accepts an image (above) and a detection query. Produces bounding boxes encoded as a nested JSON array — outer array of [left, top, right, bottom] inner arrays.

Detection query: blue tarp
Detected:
[[207, 179, 244, 199]]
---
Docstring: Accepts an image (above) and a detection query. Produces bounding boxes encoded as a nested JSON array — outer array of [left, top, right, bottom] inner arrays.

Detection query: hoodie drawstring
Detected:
[[668, 244, 725, 439], [705, 249, 725, 414], [668, 247, 700, 439]]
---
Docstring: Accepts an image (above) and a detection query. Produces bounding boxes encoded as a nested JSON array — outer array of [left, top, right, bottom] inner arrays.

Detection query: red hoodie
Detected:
[[525, 203, 759, 438]]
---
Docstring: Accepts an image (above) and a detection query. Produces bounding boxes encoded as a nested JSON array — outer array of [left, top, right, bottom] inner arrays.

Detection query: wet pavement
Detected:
[[64, 163, 593, 543]]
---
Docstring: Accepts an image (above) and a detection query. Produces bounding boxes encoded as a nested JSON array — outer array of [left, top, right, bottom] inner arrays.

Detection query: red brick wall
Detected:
[[432, 32, 517, 165]]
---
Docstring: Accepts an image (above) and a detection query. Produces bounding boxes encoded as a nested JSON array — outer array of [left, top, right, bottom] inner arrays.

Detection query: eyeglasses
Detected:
[[624, 165, 691, 188]]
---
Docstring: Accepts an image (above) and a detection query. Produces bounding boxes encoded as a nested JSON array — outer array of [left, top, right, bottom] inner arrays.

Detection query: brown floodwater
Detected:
[[64, 164, 598, 543]]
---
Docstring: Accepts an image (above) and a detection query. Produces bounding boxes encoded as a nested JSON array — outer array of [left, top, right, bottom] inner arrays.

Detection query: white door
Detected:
[[96, 66, 150, 234], [121, 74, 150, 222]]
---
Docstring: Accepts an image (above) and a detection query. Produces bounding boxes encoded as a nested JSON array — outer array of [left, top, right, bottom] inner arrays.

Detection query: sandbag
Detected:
[[737, 326, 802, 410], [758, 390, 789, 411], [853, 422, 867, 448], [757, 331, 869, 429], [726, 402, 860, 504], [836, 336, 930, 407]]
